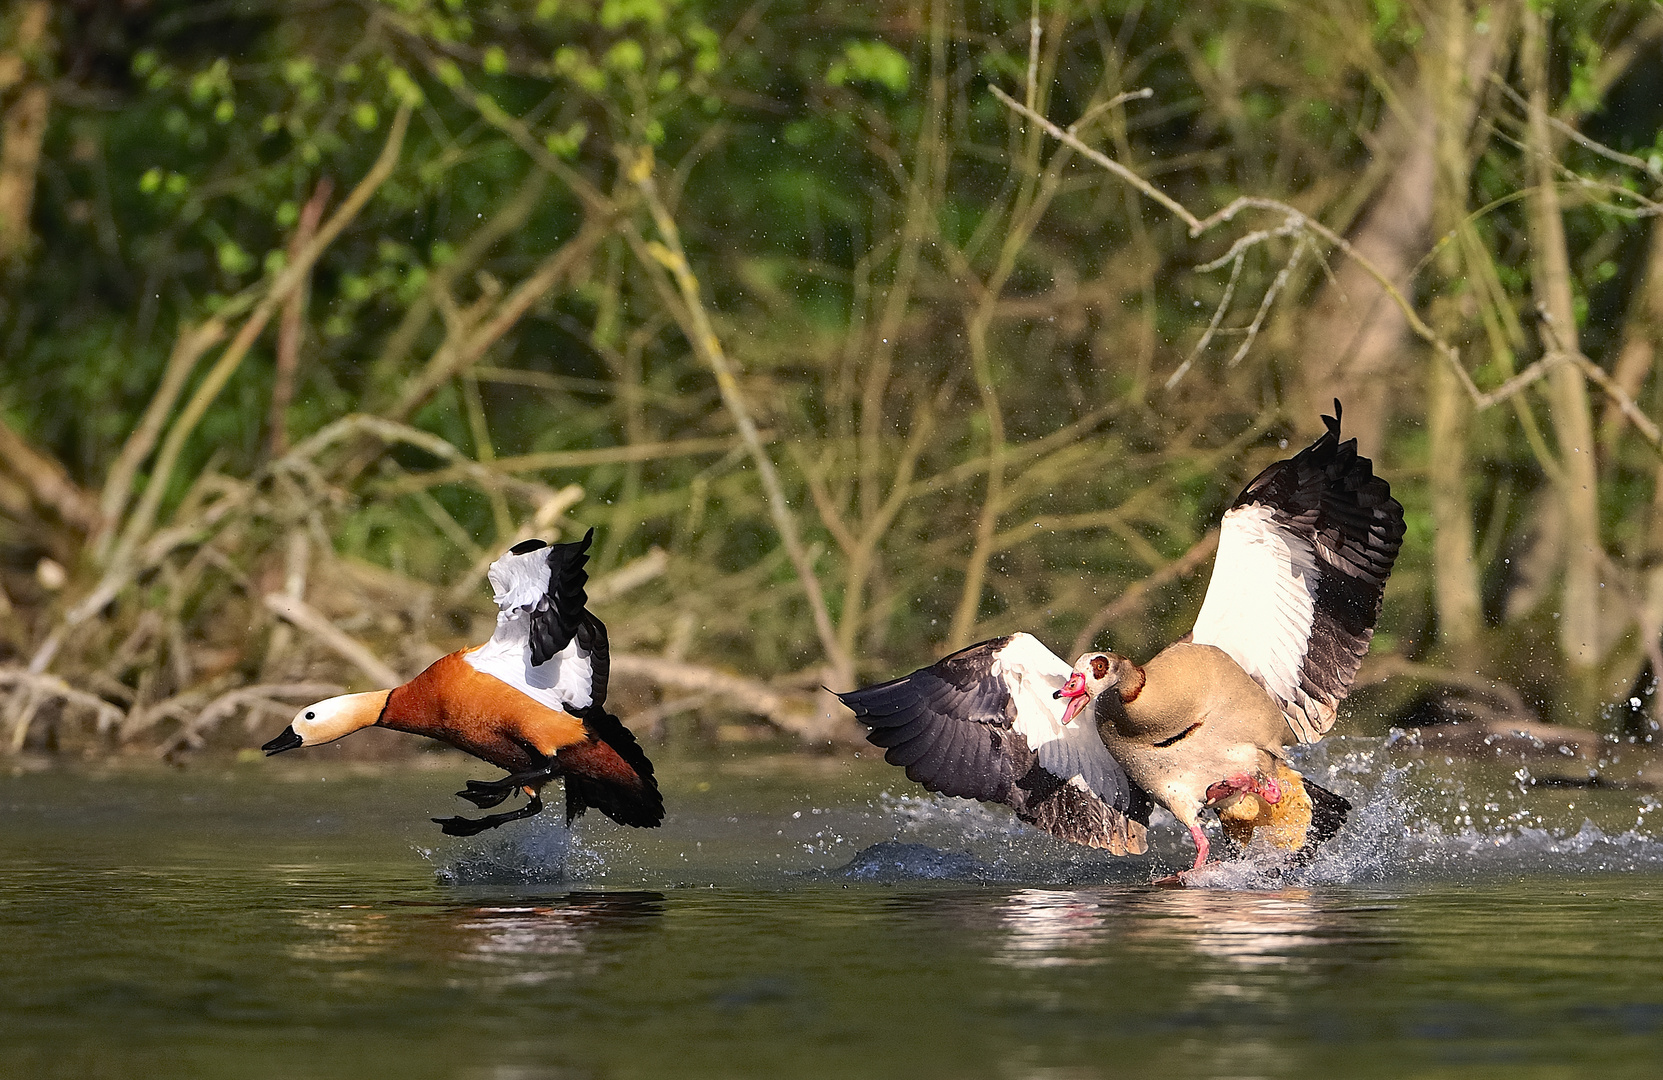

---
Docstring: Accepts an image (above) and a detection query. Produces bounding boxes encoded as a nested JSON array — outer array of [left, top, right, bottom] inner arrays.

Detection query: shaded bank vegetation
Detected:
[[2, 0, 1663, 759]]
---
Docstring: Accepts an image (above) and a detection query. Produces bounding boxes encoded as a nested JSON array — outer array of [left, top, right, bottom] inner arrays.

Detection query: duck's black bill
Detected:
[[261, 726, 303, 755]]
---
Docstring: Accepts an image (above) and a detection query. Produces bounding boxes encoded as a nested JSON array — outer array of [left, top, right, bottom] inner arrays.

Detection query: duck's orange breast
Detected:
[[380, 651, 588, 772]]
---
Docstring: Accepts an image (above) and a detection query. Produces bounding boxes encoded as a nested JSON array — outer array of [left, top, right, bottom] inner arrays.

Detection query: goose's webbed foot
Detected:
[[432, 795, 546, 836]]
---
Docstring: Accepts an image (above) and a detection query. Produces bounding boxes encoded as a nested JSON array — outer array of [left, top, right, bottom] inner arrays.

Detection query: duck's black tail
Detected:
[[559, 705, 664, 828]]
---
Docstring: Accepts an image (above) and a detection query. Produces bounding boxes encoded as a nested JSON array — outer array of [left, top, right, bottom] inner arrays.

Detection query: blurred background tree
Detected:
[[1, 0, 1661, 758]]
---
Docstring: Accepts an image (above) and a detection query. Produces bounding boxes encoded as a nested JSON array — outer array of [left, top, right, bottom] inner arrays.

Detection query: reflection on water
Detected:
[[1152, 890, 1334, 970], [992, 886, 1365, 979], [290, 892, 665, 986], [995, 889, 1115, 967], [5, 750, 1663, 1079]]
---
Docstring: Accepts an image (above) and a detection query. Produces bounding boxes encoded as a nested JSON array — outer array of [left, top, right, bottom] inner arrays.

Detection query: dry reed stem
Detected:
[[262, 593, 403, 688], [0, 668, 125, 749], [943, 59, 1076, 650], [282, 414, 558, 503], [1069, 528, 1222, 657], [623, 145, 854, 690], [389, 215, 614, 422], [609, 653, 862, 745], [268, 176, 333, 458], [586, 548, 669, 604], [373, 435, 749, 495], [445, 485, 585, 603], [96, 319, 228, 556], [158, 682, 341, 755]]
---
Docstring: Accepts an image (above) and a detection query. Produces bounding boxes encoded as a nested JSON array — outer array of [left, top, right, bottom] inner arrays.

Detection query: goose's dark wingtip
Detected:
[[830, 685, 876, 720], [1322, 398, 1344, 438]]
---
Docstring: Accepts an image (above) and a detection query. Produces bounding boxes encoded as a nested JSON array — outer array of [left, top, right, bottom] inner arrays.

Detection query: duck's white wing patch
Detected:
[[1190, 503, 1320, 735], [465, 616, 597, 711], [487, 546, 553, 614], [837, 632, 1150, 854], [470, 532, 609, 712]]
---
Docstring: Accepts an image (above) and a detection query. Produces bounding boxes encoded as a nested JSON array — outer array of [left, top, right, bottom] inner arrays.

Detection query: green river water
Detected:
[[4, 736, 1663, 1079]]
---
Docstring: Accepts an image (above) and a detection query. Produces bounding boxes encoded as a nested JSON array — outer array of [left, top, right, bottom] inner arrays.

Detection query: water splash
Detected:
[[416, 816, 605, 886], [836, 733, 1663, 889]]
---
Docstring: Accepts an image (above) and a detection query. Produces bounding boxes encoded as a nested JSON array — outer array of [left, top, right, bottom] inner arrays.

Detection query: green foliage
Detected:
[[826, 41, 911, 93], [1, 0, 1662, 752]]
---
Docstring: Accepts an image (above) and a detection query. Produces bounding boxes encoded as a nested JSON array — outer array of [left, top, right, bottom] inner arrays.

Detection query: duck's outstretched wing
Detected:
[[470, 529, 609, 710], [1189, 402, 1405, 743], [837, 633, 1151, 854]]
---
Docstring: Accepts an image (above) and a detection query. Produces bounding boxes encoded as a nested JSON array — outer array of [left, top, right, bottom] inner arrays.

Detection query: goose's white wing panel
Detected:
[[1190, 406, 1406, 743], [994, 633, 1134, 804], [1190, 504, 1319, 729]]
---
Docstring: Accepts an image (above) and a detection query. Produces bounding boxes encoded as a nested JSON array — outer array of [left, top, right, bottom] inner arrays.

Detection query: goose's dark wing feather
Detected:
[[1190, 402, 1405, 743], [837, 633, 1151, 854]]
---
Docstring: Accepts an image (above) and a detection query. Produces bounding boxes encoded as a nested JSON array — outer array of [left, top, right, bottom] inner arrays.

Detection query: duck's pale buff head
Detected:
[[1053, 653, 1122, 725], [261, 690, 389, 755]]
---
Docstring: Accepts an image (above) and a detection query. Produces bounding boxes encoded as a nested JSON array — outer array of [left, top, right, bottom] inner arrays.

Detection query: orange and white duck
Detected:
[[262, 529, 663, 836], [837, 404, 1403, 874]]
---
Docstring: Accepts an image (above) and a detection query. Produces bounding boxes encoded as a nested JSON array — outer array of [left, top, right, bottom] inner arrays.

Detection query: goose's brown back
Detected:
[[1092, 643, 1289, 826]]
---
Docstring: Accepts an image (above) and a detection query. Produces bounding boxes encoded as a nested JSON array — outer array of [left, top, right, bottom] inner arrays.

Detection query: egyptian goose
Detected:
[[262, 529, 663, 836], [837, 403, 1403, 873]]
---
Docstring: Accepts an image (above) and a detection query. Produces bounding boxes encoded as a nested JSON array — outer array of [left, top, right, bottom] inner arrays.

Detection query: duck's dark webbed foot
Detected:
[[432, 794, 546, 836], [455, 762, 557, 808]]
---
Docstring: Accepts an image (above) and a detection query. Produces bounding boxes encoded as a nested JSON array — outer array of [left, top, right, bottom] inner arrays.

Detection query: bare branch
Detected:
[[263, 593, 403, 688], [1070, 529, 1220, 657], [157, 682, 341, 756], [610, 653, 863, 745], [622, 145, 854, 689], [0, 667, 125, 751]]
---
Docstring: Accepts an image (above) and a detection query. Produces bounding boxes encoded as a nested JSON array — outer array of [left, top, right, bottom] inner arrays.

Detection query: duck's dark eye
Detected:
[[1090, 656, 1110, 680], [305, 711, 316, 720]]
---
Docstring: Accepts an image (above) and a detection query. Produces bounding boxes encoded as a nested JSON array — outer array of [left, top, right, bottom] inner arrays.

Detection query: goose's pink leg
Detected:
[[1187, 823, 1210, 869]]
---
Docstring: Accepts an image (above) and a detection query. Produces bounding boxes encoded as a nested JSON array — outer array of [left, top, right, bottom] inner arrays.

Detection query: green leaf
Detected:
[[606, 39, 645, 73], [387, 67, 426, 108], [435, 59, 465, 88], [544, 120, 588, 160], [828, 41, 910, 94], [353, 101, 380, 130], [216, 241, 254, 276], [599, 0, 669, 31]]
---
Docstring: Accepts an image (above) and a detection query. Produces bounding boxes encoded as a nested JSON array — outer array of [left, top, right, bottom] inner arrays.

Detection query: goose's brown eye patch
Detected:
[[1090, 656, 1110, 680]]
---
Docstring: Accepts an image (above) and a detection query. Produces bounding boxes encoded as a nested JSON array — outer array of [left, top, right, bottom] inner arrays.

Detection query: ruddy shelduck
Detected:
[[263, 529, 663, 836]]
